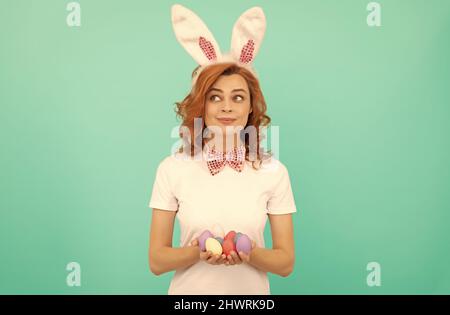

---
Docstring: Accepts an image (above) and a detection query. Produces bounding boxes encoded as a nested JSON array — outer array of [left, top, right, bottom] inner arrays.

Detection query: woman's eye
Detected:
[[234, 95, 244, 102], [210, 95, 221, 102]]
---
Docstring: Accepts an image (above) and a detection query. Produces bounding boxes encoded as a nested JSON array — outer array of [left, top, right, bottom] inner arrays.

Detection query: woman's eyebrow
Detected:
[[232, 88, 248, 94], [208, 88, 248, 94]]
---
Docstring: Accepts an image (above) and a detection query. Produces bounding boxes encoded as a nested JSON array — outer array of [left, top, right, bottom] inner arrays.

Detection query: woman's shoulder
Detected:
[[255, 156, 294, 191], [252, 154, 289, 175], [156, 150, 200, 170]]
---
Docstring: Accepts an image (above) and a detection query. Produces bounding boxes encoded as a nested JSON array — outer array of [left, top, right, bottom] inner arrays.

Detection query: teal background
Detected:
[[1, 0, 449, 294]]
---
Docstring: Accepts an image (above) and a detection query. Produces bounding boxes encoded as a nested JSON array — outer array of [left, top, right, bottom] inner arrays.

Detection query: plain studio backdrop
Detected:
[[0, 0, 449, 294]]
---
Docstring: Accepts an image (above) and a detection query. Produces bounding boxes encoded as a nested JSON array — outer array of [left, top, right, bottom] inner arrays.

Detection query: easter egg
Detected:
[[215, 237, 224, 245], [233, 232, 243, 244], [224, 230, 237, 242], [222, 238, 236, 256], [211, 223, 225, 238], [198, 230, 213, 251], [205, 237, 223, 255], [236, 234, 252, 255]]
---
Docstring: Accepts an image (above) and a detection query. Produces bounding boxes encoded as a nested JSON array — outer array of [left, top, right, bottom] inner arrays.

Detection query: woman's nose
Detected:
[[222, 99, 232, 112]]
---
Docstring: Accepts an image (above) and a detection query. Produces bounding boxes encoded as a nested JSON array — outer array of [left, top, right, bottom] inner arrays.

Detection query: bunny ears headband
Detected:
[[171, 4, 267, 87]]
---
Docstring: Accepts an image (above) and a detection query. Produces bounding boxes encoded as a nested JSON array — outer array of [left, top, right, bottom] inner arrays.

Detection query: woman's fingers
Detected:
[[230, 251, 242, 264], [205, 253, 230, 265], [226, 252, 236, 265], [215, 254, 227, 265], [200, 250, 212, 261], [199, 251, 227, 265], [238, 251, 251, 263], [207, 254, 221, 264], [194, 239, 256, 265], [219, 254, 227, 264], [199, 250, 244, 266]]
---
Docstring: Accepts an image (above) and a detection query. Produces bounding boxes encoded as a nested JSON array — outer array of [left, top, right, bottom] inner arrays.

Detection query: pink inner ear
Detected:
[[199, 37, 217, 61], [239, 39, 255, 64]]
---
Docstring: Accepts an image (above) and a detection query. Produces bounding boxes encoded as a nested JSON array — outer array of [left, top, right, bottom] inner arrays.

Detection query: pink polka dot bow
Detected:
[[205, 145, 246, 176]]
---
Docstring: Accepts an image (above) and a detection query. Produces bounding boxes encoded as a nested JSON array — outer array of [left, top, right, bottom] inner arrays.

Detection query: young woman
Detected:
[[148, 4, 298, 295]]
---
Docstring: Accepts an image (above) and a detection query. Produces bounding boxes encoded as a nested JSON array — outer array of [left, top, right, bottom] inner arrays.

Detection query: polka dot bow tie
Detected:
[[205, 145, 246, 176]]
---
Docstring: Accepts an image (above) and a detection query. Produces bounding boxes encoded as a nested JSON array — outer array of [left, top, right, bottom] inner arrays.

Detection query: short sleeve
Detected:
[[266, 163, 297, 215], [148, 157, 179, 211]]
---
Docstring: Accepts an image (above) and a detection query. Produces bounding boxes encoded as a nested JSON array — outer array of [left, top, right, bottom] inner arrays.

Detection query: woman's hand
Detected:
[[225, 240, 257, 266], [190, 239, 227, 265]]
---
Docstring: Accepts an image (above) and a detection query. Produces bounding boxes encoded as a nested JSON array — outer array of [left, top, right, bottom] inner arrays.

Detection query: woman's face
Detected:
[[204, 74, 253, 140]]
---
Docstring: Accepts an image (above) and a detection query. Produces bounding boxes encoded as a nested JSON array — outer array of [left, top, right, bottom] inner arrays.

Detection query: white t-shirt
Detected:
[[148, 145, 297, 295]]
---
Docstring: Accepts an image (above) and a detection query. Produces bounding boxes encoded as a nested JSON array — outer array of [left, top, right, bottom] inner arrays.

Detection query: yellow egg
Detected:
[[205, 237, 223, 255]]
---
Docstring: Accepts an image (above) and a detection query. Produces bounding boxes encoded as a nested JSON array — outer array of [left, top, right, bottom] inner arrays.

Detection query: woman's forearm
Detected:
[[150, 245, 200, 275], [248, 247, 294, 277]]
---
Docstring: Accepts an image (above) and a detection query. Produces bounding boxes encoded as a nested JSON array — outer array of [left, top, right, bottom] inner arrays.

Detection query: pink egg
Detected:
[[236, 234, 252, 255], [198, 230, 213, 251]]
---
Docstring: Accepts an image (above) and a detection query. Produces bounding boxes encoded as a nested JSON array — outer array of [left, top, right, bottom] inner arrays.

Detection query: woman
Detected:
[[148, 4, 297, 295]]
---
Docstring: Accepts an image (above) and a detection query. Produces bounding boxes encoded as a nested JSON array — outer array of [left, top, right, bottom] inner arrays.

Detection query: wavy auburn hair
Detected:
[[175, 62, 272, 170]]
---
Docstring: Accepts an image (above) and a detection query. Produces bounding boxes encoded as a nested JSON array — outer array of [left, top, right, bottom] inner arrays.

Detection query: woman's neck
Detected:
[[205, 135, 244, 152]]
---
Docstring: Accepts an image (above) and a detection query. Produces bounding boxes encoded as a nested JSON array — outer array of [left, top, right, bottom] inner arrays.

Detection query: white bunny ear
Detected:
[[230, 7, 266, 65], [171, 4, 222, 65]]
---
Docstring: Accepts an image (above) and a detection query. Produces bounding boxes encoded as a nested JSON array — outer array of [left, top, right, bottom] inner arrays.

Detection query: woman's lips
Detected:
[[216, 118, 236, 125]]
